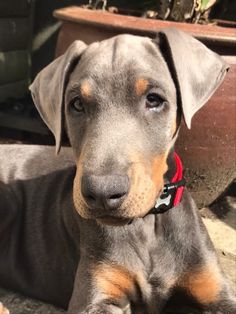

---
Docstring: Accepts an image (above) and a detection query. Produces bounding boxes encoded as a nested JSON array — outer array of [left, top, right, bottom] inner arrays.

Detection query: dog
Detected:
[[0, 28, 235, 314]]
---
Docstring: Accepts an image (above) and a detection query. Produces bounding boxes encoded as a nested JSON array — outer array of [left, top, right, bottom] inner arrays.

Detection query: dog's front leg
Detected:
[[79, 303, 130, 314], [178, 263, 236, 314], [68, 261, 132, 314], [199, 289, 236, 314]]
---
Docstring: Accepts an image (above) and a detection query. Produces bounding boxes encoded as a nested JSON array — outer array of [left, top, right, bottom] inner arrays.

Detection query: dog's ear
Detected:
[[30, 41, 87, 153], [155, 28, 229, 128]]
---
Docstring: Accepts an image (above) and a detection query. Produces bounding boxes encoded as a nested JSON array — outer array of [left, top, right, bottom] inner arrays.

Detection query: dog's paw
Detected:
[[0, 303, 9, 314], [82, 304, 125, 314]]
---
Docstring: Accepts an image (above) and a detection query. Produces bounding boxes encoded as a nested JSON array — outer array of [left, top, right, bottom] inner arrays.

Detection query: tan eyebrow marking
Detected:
[[80, 81, 91, 98], [135, 78, 148, 96]]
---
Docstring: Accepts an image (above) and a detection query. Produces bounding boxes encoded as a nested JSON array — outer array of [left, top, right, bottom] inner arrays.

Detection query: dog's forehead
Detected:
[[68, 34, 174, 98], [73, 34, 167, 78], [85, 34, 158, 59]]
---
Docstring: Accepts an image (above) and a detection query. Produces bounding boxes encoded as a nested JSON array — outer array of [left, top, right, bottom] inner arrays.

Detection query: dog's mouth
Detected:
[[94, 187, 165, 226], [96, 215, 133, 226], [74, 187, 164, 226]]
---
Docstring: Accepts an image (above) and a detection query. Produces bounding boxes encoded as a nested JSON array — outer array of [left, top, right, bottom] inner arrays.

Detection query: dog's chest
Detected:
[[90, 215, 179, 305]]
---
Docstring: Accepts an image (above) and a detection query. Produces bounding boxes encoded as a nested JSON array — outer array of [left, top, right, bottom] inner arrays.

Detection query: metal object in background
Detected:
[[169, 0, 196, 21]]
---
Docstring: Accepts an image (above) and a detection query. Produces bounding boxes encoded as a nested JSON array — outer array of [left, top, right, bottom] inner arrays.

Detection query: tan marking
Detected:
[[73, 149, 91, 218], [171, 119, 177, 137], [179, 266, 221, 304], [151, 153, 168, 193], [121, 152, 168, 218], [135, 78, 148, 96], [93, 263, 136, 300], [80, 81, 91, 98]]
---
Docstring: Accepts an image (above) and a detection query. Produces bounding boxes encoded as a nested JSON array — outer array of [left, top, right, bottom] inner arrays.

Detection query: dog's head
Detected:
[[30, 29, 228, 225]]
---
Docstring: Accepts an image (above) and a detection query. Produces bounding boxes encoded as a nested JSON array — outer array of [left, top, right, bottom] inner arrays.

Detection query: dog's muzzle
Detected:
[[81, 174, 129, 212]]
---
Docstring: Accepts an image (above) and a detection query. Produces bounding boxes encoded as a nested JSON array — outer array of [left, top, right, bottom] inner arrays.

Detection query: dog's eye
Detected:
[[70, 97, 85, 113], [146, 93, 166, 111]]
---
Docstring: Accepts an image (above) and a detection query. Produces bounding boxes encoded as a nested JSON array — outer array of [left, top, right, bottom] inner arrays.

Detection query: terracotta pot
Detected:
[[54, 7, 236, 56], [176, 56, 236, 207], [54, 7, 236, 207]]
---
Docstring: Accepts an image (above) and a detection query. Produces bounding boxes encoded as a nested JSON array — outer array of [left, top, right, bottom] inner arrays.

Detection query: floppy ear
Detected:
[[29, 41, 87, 153], [156, 28, 229, 128]]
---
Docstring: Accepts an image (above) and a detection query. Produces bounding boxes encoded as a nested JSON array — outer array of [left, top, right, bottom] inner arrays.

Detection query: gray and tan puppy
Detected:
[[0, 29, 235, 313]]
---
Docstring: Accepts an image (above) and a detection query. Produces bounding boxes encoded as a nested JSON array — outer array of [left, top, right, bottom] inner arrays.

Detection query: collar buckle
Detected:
[[148, 152, 186, 215], [150, 178, 185, 215]]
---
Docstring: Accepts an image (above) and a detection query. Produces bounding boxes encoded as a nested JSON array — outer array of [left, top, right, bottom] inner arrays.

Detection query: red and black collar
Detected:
[[148, 152, 185, 215]]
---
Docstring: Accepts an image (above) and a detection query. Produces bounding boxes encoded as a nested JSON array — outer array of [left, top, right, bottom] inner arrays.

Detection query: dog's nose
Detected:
[[81, 174, 129, 210]]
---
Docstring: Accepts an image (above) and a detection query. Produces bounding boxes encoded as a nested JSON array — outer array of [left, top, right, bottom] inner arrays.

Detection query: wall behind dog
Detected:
[[32, 0, 85, 79]]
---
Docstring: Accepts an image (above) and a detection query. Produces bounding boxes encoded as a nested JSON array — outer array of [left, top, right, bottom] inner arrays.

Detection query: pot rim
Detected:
[[54, 6, 236, 47]]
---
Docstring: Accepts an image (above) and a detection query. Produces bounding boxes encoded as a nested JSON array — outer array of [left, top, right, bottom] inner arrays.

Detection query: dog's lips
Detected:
[[84, 187, 164, 225], [96, 215, 132, 226], [82, 187, 165, 225]]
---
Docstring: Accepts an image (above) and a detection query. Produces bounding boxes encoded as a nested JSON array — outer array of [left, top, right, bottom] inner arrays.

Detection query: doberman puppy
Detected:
[[0, 28, 235, 313]]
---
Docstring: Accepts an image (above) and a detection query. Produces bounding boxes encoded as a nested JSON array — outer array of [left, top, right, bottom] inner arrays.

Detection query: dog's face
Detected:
[[30, 29, 228, 225], [65, 35, 177, 224]]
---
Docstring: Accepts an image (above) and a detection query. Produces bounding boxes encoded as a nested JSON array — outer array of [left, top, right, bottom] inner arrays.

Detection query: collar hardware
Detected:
[[149, 153, 185, 215]]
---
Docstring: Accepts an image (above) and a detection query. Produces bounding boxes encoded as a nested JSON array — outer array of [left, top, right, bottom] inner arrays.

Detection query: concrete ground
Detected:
[[201, 193, 236, 290], [0, 190, 235, 314]]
